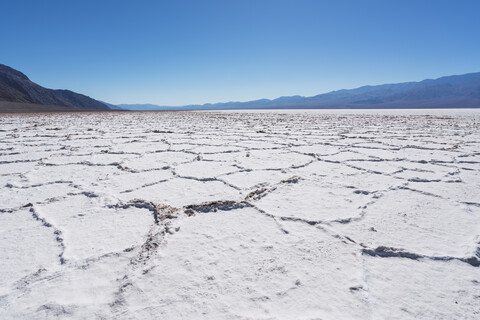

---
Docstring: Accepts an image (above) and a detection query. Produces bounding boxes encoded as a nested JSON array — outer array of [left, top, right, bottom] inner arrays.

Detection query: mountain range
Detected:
[[1, 63, 480, 112], [0, 64, 109, 112], [119, 72, 480, 110]]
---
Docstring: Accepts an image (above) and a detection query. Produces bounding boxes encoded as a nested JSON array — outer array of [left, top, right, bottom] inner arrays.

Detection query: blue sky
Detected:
[[2, 0, 480, 106]]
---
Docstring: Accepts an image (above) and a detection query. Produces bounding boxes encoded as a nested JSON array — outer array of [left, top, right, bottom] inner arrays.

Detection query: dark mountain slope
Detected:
[[0, 64, 110, 111]]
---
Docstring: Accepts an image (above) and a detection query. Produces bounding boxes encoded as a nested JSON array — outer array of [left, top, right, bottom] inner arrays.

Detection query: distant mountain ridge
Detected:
[[2, 64, 479, 112], [117, 72, 480, 110], [0, 64, 110, 111]]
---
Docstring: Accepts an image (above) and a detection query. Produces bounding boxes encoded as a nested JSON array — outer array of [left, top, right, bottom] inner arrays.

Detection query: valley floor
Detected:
[[0, 110, 479, 319]]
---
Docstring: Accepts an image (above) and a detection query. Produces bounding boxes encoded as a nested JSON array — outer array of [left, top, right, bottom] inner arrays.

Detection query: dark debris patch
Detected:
[[184, 200, 252, 213], [362, 246, 480, 267]]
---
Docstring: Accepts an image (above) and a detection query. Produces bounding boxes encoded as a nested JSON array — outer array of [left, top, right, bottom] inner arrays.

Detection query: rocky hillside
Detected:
[[0, 64, 110, 111]]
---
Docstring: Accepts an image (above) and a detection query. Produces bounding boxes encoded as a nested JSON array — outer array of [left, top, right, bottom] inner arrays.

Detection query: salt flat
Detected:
[[0, 109, 479, 319]]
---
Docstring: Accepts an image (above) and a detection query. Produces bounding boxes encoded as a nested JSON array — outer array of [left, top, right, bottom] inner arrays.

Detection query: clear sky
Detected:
[[2, 0, 480, 106]]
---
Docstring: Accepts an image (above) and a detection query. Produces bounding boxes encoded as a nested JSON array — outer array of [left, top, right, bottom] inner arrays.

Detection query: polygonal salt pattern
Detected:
[[0, 110, 479, 319]]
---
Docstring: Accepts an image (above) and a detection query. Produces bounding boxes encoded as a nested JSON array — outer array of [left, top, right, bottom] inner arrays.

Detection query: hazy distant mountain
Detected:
[[100, 101, 124, 110], [116, 104, 178, 111], [116, 72, 480, 110], [0, 64, 110, 111]]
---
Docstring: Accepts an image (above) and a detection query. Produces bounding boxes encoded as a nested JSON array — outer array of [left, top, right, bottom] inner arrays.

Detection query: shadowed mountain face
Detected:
[[0, 64, 110, 111], [294, 73, 480, 109], [118, 72, 480, 110]]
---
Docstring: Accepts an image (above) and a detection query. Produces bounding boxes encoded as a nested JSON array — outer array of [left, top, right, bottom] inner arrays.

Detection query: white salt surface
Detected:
[[0, 109, 479, 319]]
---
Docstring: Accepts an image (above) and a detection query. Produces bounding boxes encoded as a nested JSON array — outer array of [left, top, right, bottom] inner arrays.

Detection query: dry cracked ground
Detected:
[[0, 110, 479, 319]]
